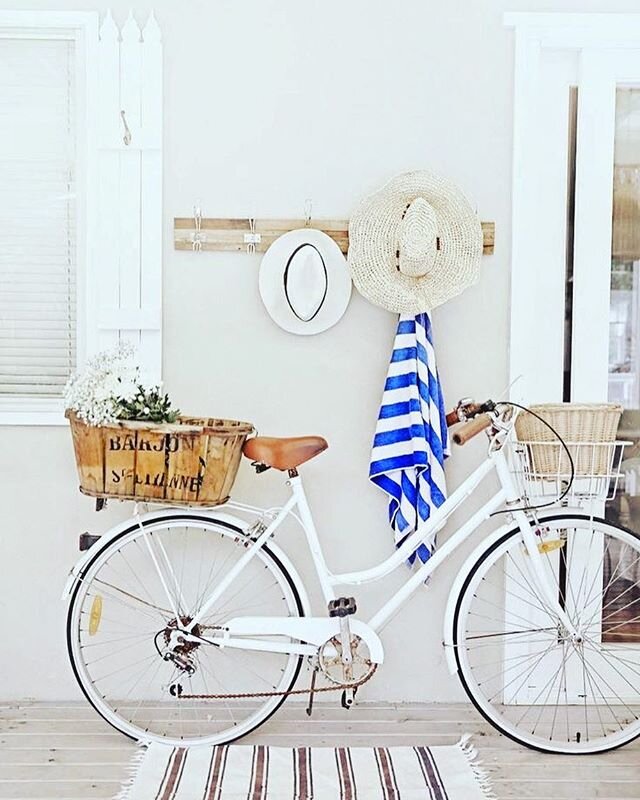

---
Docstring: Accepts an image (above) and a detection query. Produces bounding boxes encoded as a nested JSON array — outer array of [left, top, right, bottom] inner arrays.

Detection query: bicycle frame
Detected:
[[175, 439, 579, 648]]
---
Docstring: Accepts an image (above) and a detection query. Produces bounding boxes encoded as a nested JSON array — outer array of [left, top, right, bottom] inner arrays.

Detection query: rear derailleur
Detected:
[[158, 618, 202, 681]]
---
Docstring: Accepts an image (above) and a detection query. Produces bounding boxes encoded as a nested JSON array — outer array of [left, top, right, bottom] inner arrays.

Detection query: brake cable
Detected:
[[487, 401, 576, 516]]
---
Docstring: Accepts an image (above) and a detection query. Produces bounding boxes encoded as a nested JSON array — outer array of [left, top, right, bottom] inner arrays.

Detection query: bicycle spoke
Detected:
[[68, 518, 301, 745], [474, 641, 563, 690], [79, 631, 154, 649], [506, 552, 559, 619], [90, 580, 170, 621], [466, 610, 552, 632], [570, 526, 596, 623], [466, 628, 557, 641], [471, 592, 557, 630], [582, 554, 640, 631], [457, 517, 640, 753], [582, 640, 640, 709], [577, 538, 616, 624], [489, 638, 559, 704], [549, 642, 571, 742], [574, 646, 626, 736], [585, 645, 640, 678], [515, 643, 573, 732]]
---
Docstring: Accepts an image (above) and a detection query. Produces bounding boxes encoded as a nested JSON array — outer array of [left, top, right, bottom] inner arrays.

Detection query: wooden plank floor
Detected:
[[1, 702, 639, 799]]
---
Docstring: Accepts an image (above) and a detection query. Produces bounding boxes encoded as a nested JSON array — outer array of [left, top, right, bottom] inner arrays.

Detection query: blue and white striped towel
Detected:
[[369, 313, 449, 564]]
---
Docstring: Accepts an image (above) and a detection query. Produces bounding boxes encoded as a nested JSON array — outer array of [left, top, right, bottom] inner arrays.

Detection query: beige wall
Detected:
[[1, 0, 636, 702]]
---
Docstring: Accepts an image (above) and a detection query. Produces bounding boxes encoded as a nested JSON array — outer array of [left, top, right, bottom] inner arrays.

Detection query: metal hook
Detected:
[[244, 217, 261, 254], [192, 205, 204, 252], [120, 110, 132, 146]]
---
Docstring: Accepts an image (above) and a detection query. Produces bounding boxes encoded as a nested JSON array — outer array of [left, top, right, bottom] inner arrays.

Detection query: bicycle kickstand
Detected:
[[305, 666, 319, 717]]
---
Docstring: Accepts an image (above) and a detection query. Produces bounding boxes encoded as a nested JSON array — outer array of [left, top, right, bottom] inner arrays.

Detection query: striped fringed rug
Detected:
[[114, 737, 494, 800]]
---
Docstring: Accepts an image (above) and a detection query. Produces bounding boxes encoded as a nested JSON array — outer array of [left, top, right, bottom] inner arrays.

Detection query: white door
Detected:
[[569, 50, 640, 693], [506, 16, 640, 704]]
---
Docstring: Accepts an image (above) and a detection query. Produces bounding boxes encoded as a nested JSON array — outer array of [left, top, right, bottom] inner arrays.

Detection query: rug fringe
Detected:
[[112, 746, 147, 800], [457, 734, 497, 800]]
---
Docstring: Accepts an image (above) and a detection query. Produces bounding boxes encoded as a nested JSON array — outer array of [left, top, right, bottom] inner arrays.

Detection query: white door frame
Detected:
[[505, 13, 640, 703], [505, 13, 640, 403]]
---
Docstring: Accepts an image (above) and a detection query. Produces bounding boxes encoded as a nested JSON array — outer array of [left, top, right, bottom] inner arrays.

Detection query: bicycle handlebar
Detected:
[[445, 402, 487, 427], [451, 413, 493, 446]]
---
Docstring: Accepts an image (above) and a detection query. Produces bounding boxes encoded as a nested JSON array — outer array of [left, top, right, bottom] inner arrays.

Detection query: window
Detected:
[[0, 11, 162, 425], [0, 37, 78, 403]]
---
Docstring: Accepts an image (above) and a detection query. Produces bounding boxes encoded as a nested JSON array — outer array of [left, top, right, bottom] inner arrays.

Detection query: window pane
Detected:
[[606, 87, 640, 643], [0, 37, 77, 396]]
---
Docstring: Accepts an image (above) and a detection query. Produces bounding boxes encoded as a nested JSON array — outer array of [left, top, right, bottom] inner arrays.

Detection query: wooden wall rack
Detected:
[[174, 218, 495, 256]]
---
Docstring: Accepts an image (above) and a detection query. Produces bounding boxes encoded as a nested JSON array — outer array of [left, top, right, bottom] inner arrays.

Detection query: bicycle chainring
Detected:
[[318, 634, 373, 685]]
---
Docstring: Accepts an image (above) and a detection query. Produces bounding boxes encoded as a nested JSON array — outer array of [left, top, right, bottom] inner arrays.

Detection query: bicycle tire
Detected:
[[67, 513, 305, 746], [453, 513, 640, 754]]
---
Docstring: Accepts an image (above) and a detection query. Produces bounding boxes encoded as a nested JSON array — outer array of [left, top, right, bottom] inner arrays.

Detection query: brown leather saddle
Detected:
[[243, 435, 328, 471]]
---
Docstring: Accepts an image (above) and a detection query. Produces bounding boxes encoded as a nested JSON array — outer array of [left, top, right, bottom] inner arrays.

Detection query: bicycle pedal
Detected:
[[341, 688, 355, 709], [328, 597, 357, 617]]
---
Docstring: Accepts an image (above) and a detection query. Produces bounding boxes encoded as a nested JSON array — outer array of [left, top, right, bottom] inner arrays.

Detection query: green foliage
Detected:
[[116, 385, 180, 424]]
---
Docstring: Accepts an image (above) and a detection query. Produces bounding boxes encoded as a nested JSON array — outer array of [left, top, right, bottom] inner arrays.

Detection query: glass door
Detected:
[[570, 50, 640, 685], [604, 89, 640, 645]]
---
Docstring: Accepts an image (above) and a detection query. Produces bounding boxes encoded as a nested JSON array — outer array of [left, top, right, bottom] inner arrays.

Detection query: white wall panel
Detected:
[[95, 9, 162, 382]]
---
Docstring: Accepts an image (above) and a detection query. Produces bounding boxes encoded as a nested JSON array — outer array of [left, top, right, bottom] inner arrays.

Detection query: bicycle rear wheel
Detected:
[[67, 514, 304, 746], [453, 514, 640, 753]]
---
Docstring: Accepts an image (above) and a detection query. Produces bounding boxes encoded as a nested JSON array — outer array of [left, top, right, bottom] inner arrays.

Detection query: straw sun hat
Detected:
[[348, 171, 483, 314]]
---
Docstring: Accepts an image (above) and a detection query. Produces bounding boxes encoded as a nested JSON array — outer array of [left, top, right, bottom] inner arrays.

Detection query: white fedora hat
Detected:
[[259, 229, 352, 335], [348, 171, 483, 314]]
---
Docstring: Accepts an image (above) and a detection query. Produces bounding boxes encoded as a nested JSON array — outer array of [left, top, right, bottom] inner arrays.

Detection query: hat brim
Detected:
[[259, 229, 352, 335], [348, 171, 483, 314]]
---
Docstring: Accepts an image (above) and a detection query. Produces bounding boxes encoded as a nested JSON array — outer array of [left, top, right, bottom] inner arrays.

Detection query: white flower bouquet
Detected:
[[64, 342, 179, 426]]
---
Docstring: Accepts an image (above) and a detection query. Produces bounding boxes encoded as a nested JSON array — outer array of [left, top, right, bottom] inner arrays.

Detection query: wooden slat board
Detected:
[[1, 702, 637, 799], [174, 218, 496, 256]]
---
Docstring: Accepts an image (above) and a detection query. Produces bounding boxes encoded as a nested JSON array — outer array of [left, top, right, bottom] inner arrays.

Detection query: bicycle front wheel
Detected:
[[67, 513, 305, 746], [454, 514, 640, 753]]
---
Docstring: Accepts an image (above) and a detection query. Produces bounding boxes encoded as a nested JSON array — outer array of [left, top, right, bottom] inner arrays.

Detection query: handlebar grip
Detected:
[[452, 414, 492, 446]]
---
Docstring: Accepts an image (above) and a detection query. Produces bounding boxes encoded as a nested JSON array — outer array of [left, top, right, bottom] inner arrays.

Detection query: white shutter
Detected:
[[0, 37, 77, 396], [91, 11, 162, 384]]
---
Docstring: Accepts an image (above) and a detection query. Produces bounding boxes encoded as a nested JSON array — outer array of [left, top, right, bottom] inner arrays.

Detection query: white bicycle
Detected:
[[65, 400, 640, 754]]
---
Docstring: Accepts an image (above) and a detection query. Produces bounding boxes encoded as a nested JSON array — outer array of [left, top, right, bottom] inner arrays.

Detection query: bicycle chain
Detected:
[[86, 580, 379, 702], [175, 664, 378, 701]]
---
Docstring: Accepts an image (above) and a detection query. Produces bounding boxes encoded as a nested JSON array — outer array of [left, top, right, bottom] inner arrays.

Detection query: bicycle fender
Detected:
[[62, 507, 312, 618]]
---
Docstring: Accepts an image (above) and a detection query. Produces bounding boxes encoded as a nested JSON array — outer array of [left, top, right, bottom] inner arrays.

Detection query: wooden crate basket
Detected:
[[66, 411, 254, 506]]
